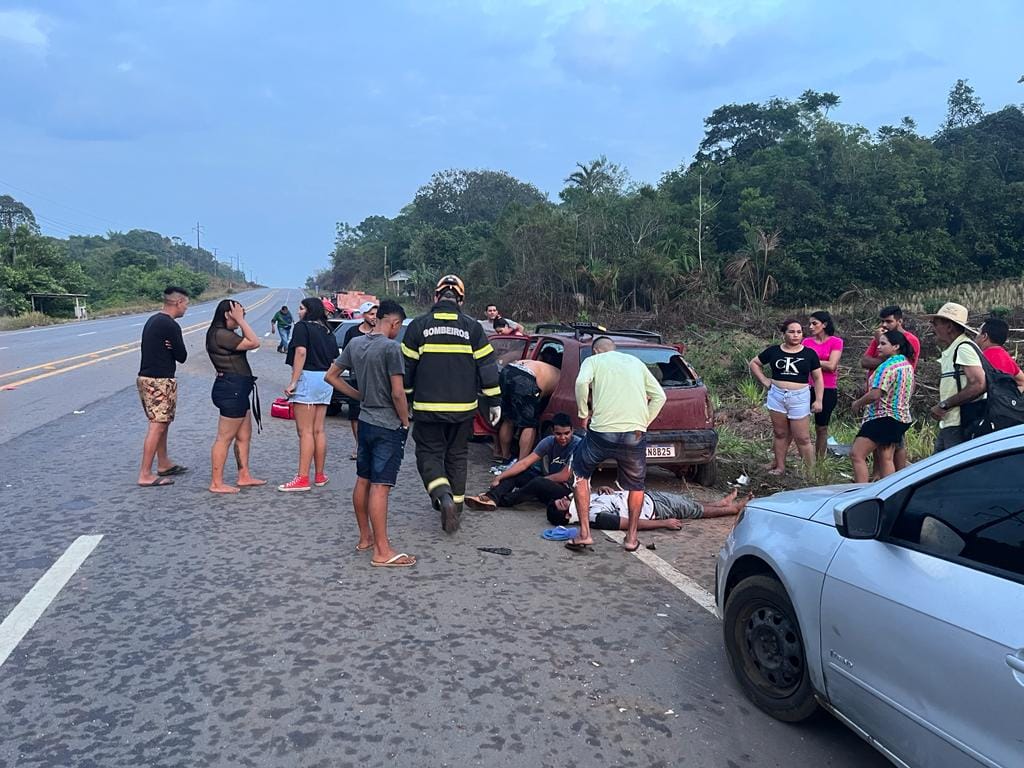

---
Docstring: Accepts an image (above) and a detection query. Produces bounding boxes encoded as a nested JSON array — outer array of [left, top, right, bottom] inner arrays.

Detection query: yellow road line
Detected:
[[0, 290, 276, 382], [1, 291, 275, 389]]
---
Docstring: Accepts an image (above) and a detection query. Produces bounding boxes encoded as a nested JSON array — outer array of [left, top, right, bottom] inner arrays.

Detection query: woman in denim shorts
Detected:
[[279, 298, 340, 492], [749, 319, 824, 475], [206, 299, 266, 493]]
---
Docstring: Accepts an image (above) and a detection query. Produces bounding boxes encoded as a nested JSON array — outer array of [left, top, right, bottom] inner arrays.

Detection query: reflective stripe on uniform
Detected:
[[413, 400, 478, 412], [433, 312, 459, 320], [401, 343, 420, 360], [473, 344, 494, 359], [452, 495, 465, 503], [421, 343, 473, 355], [481, 385, 501, 397], [427, 477, 450, 493]]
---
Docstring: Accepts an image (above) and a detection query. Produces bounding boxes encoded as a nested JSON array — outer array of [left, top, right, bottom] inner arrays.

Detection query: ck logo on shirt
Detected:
[[775, 357, 804, 376]]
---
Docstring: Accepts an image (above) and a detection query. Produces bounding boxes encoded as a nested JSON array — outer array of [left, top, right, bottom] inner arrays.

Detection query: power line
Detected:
[[0, 178, 125, 230]]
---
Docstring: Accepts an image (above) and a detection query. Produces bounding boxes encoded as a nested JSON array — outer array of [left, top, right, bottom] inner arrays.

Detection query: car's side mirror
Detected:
[[835, 498, 883, 539]]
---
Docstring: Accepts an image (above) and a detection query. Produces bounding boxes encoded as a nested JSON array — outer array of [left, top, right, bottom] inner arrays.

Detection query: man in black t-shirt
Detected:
[[136, 286, 190, 487]]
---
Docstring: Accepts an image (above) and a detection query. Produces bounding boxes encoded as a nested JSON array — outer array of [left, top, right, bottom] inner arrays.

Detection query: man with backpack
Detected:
[[927, 303, 987, 452], [976, 318, 1024, 388]]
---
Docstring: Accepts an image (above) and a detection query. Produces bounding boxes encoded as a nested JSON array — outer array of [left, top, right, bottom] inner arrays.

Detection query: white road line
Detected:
[[603, 530, 718, 617], [130, 322, 144, 327], [77, 331, 97, 337], [0, 347, 7, 351], [0, 535, 103, 669]]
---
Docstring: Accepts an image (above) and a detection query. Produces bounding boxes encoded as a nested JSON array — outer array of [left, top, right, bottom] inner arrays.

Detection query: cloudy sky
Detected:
[[1, 1, 1021, 285]]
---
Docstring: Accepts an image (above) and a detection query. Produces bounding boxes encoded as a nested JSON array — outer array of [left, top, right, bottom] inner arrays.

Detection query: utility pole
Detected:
[[383, 244, 388, 293], [192, 220, 204, 272], [212, 247, 219, 280]]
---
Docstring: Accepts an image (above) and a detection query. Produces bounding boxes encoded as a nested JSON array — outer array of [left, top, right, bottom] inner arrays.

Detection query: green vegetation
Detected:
[[315, 80, 1024, 318], [0, 196, 247, 317]]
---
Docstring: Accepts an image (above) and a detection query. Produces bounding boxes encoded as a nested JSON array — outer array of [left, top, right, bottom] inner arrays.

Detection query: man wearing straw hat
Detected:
[[925, 302, 987, 453]]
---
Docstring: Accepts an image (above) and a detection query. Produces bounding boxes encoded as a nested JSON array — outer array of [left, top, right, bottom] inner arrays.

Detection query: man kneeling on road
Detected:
[[547, 487, 752, 531], [496, 357, 561, 465], [466, 413, 579, 510]]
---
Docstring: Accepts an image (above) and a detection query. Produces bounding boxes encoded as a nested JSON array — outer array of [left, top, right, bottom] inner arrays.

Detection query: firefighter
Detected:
[[402, 275, 501, 533]]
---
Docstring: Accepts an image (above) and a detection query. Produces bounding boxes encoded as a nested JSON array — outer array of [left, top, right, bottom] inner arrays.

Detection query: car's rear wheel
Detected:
[[723, 575, 818, 723], [693, 459, 717, 486]]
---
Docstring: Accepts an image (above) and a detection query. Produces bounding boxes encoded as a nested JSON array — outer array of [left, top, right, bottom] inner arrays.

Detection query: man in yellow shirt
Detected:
[[567, 336, 666, 553], [926, 302, 987, 453]]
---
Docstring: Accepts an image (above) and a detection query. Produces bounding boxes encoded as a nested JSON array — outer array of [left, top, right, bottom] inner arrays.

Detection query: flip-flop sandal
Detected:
[[157, 465, 188, 477], [623, 541, 642, 552], [140, 477, 174, 487], [355, 544, 373, 552], [542, 526, 579, 541], [371, 553, 416, 567], [564, 541, 593, 553]]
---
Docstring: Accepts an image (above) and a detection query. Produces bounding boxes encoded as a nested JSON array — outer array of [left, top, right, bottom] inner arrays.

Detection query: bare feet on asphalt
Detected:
[[209, 483, 240, 494], [237, 475, 267, 487]]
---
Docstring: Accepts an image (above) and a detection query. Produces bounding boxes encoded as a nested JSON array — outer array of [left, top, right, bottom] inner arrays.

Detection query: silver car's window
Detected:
[[888, 450, 1024, 581]]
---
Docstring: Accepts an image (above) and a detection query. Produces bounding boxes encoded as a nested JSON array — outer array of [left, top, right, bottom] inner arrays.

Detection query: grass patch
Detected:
[[0, 312, 66, 331]]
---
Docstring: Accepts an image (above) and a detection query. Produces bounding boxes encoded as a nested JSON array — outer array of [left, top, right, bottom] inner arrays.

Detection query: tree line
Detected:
[[0, 199, 244, 316], [315, 80, 1024, 318]]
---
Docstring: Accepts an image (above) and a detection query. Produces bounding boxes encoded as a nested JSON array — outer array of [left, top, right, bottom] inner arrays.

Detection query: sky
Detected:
[[1, 0, 1022, 286]]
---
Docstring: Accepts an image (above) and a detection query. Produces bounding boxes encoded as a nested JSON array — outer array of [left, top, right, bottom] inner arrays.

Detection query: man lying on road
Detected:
[[467, 413, 579, 510], [547, 487, 752, 531]]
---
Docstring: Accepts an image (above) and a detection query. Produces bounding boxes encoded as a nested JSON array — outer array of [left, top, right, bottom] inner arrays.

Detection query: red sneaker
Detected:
[[277, 475, 311, 492], [314, 473, 329, 487]]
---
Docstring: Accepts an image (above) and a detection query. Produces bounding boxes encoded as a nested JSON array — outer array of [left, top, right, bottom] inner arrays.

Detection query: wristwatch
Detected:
[[939, 400, 949, 410]]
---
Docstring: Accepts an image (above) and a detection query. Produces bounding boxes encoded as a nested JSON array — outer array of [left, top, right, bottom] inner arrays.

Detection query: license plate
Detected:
[[646, 445, 676, 458]]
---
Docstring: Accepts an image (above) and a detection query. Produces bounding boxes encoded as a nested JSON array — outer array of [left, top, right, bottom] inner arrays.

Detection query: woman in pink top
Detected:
[[803, 311, 844, 458]]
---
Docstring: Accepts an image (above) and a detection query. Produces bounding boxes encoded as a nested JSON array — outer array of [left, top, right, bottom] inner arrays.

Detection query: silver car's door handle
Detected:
[[1006, 654, 1024, 674]]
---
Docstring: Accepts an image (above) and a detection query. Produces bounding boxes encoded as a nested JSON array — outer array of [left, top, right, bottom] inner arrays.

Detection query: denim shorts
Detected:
[[356, 421, 408, 486], [291, 370, 333, 405], [572, 430, 647, 491], [211, 373, 255, 419], [766, 385, 811, 420]]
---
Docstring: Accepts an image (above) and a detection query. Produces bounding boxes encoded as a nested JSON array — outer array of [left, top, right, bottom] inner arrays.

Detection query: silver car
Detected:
[[716, 425, 1024, 768]]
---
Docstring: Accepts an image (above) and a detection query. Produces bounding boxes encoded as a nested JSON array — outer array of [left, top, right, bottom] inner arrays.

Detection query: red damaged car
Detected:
[[477, 323, 718, 485]]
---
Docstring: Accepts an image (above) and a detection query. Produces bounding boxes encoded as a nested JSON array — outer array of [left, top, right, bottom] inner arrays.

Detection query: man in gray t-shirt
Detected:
[[325, 300, 415, 568], [334, 333, 405, 429]]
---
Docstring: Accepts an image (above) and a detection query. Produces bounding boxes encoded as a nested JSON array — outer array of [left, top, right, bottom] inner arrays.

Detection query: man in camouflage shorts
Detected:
[[137, 286, 190, 486]]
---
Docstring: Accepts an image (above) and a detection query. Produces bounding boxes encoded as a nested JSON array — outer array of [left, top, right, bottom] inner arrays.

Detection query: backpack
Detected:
[[954, 340, 1024, 438]]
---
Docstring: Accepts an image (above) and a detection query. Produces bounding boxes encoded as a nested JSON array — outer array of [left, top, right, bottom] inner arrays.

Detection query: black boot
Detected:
[[439, 492, 460, 534]]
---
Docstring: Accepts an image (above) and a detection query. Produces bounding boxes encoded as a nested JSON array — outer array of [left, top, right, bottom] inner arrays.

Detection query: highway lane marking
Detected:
[[77, 331, 97, 337], [0, 291, 275, 383], [130, 322, 144, 327], [0, 290, 273, 339], [0, 535, 103, 670], [603, 530, 719, 617], [0, 291, 277, 389]]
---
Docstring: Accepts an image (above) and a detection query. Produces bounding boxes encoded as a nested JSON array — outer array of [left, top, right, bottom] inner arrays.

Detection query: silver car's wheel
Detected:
[[723, 575, 818, 722]]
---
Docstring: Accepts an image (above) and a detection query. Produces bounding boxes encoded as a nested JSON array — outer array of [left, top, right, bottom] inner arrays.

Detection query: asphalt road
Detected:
[[0, 291, 887, 767]]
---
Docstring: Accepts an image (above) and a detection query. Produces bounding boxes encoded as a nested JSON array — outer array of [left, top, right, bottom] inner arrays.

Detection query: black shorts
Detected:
[[211, 373, 255, 419], [810, 388, 838, 427], [499, 365, 542, 428], [856, 417, 911, 446]]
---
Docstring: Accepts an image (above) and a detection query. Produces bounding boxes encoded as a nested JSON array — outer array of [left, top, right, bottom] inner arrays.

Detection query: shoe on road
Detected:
[[440, 493, 460, 533], [465, 494, 497, 511], [314, 473, 329, 487], [278, 475, 312, 492]]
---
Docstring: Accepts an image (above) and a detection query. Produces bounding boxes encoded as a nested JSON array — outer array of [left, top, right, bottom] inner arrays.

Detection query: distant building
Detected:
[[388, 269, 413, 296]]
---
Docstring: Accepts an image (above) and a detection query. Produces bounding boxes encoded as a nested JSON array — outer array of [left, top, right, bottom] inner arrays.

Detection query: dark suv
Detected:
[[525, 324, 718, 484]]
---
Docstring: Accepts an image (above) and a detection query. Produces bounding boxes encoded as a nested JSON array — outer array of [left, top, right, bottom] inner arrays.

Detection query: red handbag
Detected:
[[271, 397, 294, 420]]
